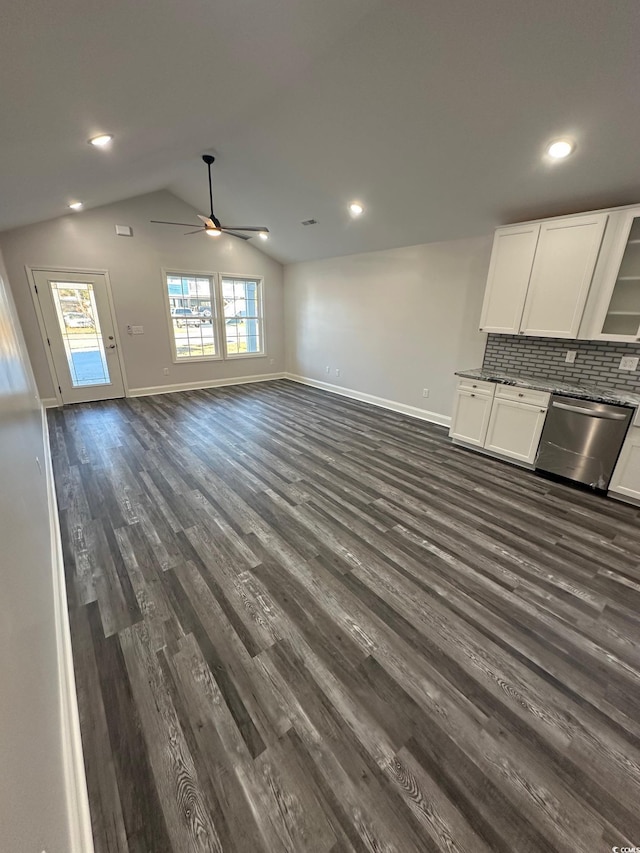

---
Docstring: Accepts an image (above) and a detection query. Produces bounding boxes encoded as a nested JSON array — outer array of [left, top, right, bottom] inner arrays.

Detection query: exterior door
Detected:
[[33, 269, 125, 404]]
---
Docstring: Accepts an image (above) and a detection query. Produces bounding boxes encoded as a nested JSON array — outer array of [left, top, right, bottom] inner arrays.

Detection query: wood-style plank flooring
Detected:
[[49, 379, 640, 853]]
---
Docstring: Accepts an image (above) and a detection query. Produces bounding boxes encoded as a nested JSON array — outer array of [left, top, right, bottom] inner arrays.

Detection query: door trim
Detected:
[[26, 266, 130, 404]]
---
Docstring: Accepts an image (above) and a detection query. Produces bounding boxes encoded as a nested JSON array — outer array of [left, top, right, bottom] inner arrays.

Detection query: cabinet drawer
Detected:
[[495, 385, 550, 407], [457, 378, 495, 396]]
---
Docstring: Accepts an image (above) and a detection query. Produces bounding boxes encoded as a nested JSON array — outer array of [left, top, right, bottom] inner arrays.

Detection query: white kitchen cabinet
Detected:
[[449, 386, 494, 447], [480, 211, 609, 338], [484, 396, 548, 464], [479, 224, 540, 334], [519, 213, 608, 338], [609, 426, 640, 501], [591, 207, 640, 342]]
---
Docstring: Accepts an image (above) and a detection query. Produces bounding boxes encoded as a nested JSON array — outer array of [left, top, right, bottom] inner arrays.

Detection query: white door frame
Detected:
[[26, 265, 130, 405]]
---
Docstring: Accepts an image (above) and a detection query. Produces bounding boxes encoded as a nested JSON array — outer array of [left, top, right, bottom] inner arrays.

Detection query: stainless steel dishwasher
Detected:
[[535, 395, 632, 489]]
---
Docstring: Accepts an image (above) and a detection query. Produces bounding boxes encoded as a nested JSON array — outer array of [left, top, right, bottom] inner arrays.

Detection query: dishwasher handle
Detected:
[[551, 401, 628, 420]]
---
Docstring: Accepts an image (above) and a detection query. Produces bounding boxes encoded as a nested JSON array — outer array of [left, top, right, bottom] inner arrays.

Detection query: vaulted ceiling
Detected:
[[1, 0, 639, 263]]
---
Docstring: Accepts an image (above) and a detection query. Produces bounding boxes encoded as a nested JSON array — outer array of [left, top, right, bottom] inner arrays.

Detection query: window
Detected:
[[164, 271, 265, 362], [165, 272, 219, 361], [222, 276, 264, 357]]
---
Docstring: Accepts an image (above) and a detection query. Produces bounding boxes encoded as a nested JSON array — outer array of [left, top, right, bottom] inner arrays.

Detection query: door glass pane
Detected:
[[602, 216, 640, 336], [50, 281, 111, 386]]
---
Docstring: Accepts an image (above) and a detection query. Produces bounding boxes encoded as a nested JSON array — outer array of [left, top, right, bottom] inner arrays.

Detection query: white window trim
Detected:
[[162, 269, 267, 363], [220, 272, 266, 360], [162, 268, 222, 364]]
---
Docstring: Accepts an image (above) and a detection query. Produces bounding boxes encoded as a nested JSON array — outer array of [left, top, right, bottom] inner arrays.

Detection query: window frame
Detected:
[[162, 268, 222, 364], [219, 272, 266, 360]]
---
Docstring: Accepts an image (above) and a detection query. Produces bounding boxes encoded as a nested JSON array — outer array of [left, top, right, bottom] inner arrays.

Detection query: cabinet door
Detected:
[[449, 390, 493, 446], [484, 398, 547, 464], [520, 213, 608, 338], [596, 210, 640, 341], [609, 427, 640, 500], [479, 224, 540, 334]]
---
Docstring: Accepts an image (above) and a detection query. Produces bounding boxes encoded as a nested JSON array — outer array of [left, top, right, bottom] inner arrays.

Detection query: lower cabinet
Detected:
[[609, 426, 640, 501], [449, 388, 494, 446], [484, 397, 548, 464], [450, 379, 550, 464]]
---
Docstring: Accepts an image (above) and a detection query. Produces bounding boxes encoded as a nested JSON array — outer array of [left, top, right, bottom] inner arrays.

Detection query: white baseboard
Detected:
[[284, 373, 451, 427], [129, 371, 285, 398], [41, 396, 59, 408], [41, 407, 95, 853]]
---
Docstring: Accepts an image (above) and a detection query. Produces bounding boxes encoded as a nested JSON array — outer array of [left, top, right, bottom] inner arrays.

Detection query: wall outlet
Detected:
[[565, 351, 577, 364], [335, 368, 340, 377], [163, 367, 170, 376], [269, 357, 274, 365], [422, 388, 429, 398], [325, 365, 330, 373], [619, 356, 639, 371]]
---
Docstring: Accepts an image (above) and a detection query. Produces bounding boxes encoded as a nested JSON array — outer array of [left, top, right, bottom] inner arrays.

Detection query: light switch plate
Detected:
[[619, 356, 639, 371], [565, 351, 577, 364]]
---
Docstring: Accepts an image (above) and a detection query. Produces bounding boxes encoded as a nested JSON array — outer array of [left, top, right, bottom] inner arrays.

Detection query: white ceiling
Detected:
[[1, 0, 640, 263]]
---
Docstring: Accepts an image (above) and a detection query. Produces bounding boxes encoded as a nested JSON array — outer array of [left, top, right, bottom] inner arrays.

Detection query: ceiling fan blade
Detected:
[[219, 226, 269, 233], [221, 229, 251, 241], [184, 228, 204, 235], [197, 214, 216, 228], [151, 220, 203, 227]]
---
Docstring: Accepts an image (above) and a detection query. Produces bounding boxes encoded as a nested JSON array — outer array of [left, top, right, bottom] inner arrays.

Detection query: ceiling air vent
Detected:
[[301, 219, 318, 226]]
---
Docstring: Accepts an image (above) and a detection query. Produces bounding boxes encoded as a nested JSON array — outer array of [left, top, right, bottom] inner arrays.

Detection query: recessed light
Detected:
[[349, 201, 364, 216], [68, 201, 83, 210], [88, 134, 113, 148], [205, 227, 221, 237], [258, 231, 268, 240], [546, 139, 574, 159]]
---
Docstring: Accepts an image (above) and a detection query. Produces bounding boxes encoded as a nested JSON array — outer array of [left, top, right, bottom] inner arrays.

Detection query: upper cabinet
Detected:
[[480, 211, 609, 339], [520, 214, 608, 338], [590, 208, 640, 342], [479, 224, 540, 334]]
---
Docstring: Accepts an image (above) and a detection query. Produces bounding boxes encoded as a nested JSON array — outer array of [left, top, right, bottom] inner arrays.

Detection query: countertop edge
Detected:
[[455, 369, 640, 408]]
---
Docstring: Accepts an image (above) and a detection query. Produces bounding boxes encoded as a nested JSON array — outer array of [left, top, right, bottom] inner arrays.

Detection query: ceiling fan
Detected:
[[151, 154, 269, 241]]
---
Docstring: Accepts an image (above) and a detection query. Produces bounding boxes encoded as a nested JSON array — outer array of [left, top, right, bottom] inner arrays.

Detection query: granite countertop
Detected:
[[456, 368, 640, 407]]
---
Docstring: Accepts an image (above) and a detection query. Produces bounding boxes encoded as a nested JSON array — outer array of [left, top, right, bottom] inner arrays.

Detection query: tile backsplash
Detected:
[[482, 334, 640, 392]]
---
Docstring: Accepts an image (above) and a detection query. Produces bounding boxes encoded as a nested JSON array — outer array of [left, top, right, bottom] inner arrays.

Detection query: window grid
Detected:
[[222, 276, 264, 358], [164, 272, 265, 362], [166, 273, 219, 361]]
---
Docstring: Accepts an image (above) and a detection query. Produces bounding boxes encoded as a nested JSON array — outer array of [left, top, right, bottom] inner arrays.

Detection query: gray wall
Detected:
[[0, 191, 285, 398], [483, 334, 640, 392], [284, 236, 492, 420], [0, 249, 72, 852]]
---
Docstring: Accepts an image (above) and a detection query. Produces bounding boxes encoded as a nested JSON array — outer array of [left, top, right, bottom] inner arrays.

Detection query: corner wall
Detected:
[[0, 190, 285, 399], [284, 236, 492, 421], [0, 249, 86, 851]]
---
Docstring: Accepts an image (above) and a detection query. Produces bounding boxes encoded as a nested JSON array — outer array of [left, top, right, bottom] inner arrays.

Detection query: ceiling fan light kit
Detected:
[[151, 155, 269, 242]]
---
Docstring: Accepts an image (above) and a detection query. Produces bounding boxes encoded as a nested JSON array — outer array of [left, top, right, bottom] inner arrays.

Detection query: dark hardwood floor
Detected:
[[49, 379, 640, 853]]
